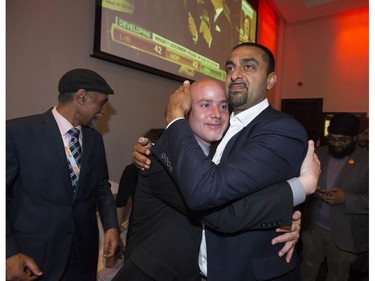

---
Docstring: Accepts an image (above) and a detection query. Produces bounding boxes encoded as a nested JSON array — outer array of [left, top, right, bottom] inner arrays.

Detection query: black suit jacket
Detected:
[[153, 106, 307, 280], [6, 109, 118, 280], [116, 163, 139, 207], [114, 152, 295, 280]]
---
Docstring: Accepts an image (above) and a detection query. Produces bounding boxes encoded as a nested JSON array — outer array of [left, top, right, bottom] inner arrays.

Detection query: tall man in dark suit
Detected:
[[135, 42, 312, 280], [116, 78, 318, 281], [6, 69, 120, 281]]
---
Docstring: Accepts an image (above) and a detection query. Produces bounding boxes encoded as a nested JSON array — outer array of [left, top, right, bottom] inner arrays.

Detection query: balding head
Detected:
[[188, 78, 229, 148]]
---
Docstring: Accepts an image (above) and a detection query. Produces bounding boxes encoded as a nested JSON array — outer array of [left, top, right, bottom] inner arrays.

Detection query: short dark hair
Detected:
[[58, 92, 75, 103], [232, 42, 275, 74]]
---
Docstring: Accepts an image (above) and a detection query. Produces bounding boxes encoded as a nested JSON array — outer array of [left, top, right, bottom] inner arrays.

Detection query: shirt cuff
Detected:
[[166, 117, 185, 129], [287, 177, 306, 206]]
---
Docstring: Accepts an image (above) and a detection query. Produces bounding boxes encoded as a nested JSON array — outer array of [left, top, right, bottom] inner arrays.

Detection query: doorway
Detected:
[[281, 98, 324, 146]]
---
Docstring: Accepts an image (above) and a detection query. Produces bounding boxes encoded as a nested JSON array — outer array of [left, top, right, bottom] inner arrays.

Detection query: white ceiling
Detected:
[[268, 0, 369, 23]]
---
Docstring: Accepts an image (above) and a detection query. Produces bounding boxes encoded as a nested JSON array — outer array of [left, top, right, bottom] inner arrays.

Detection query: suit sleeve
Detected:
[[200, 181, 294, 233], [116, 164, 139, 207], [346, 193, 368, 214], [152, 117, 307, 211], [95, 135, 119, 231], [138, 156, 191, 215], [6, 126, 20, 258], [145, 156, 294, 233]]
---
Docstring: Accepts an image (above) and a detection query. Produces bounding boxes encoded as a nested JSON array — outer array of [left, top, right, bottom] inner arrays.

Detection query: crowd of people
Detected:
[[6, 38, 368, 281]]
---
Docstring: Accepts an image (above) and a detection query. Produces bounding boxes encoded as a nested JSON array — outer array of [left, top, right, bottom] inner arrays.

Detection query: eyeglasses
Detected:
[[325, 135, 352, 145]]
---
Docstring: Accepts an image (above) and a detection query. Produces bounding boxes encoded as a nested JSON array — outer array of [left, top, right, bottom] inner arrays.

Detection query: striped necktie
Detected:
[[67, 128, 81, 190]]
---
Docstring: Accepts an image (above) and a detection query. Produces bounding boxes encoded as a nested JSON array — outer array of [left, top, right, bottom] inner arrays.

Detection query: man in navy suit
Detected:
[[6, 69, 120, 281], [135, 43, 314, 280], [116, 77, 319, 281]]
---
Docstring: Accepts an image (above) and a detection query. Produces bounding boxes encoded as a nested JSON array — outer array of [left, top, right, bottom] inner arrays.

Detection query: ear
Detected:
[[266, 72, 277, 90], [76, 89, 87, 105]]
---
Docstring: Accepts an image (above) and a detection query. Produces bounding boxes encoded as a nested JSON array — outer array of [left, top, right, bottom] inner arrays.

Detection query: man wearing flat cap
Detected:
[[300, 113, 369, 281], [6, 69, 120, 280]]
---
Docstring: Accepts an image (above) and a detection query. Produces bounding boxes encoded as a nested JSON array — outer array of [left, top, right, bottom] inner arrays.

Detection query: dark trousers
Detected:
[[60, 239, 96, 281], [112, 259, 155, 281]]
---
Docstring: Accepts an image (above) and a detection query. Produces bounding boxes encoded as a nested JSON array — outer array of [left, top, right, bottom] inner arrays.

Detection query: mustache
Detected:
[[229, 81, 246, 88]]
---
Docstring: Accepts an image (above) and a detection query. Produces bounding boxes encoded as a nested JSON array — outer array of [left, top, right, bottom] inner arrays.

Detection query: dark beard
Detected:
[[328, 140, 356, 158], [228, 91, 247, 107]]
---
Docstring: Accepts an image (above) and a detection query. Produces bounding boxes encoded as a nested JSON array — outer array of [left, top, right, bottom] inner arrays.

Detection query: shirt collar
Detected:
[[230, 98, 269, 127], [52, 106, 82, 136], [195, 136, 210, 156]]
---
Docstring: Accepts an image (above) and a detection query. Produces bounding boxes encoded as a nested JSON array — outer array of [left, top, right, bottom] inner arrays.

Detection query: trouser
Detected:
[[111, 259, 155, 281], [300, 226, 357, 281], [60, 239, 96, 281]]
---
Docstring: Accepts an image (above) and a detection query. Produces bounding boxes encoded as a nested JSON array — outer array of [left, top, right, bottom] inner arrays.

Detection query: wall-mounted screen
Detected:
[[93, 0, 257, 81]]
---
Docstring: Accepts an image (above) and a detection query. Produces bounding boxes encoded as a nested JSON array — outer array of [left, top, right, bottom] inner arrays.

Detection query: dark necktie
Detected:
[[67, 128, 82, 190]]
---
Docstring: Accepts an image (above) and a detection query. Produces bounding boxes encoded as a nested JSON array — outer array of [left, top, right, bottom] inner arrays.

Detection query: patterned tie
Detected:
[[67, 128, 82, 190]]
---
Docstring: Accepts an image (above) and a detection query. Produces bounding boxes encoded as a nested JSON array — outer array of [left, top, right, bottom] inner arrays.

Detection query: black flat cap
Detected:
[[58, 68, 114, 95]]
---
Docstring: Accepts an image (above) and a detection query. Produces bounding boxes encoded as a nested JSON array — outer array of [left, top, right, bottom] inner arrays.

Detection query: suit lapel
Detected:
[[42, 110, 75, 199], [334, 147, 361, 187], [220, 128, 243, 161], [318, 149, 330, 190], [219, 106, 271, 161]]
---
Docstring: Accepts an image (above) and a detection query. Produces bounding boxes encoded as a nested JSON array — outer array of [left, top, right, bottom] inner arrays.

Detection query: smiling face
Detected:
[[188, 78, 229, 148], [224, 45, 277, 114]]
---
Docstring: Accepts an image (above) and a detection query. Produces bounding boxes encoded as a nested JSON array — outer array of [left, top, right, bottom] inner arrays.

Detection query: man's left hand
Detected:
[[165, 81, 192, 124], [102, 228, 121, 268], [271, 210, 301, 263]]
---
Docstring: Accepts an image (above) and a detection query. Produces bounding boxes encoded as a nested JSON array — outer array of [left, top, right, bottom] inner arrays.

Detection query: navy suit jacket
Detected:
[[115, 154, 294, 281], [153, 106, 307, 280], [6, 109, 118, 280]]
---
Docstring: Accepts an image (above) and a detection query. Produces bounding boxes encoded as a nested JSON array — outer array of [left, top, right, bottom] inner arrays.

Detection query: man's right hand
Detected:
[[165, 81, 192, 124], [299, 140, 321, 195], [132, 137, 152, 170], [6, 253, 42, 281]]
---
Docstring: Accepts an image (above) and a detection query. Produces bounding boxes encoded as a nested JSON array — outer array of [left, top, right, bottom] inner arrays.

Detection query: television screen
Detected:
[[93, 0, 257, 81]]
